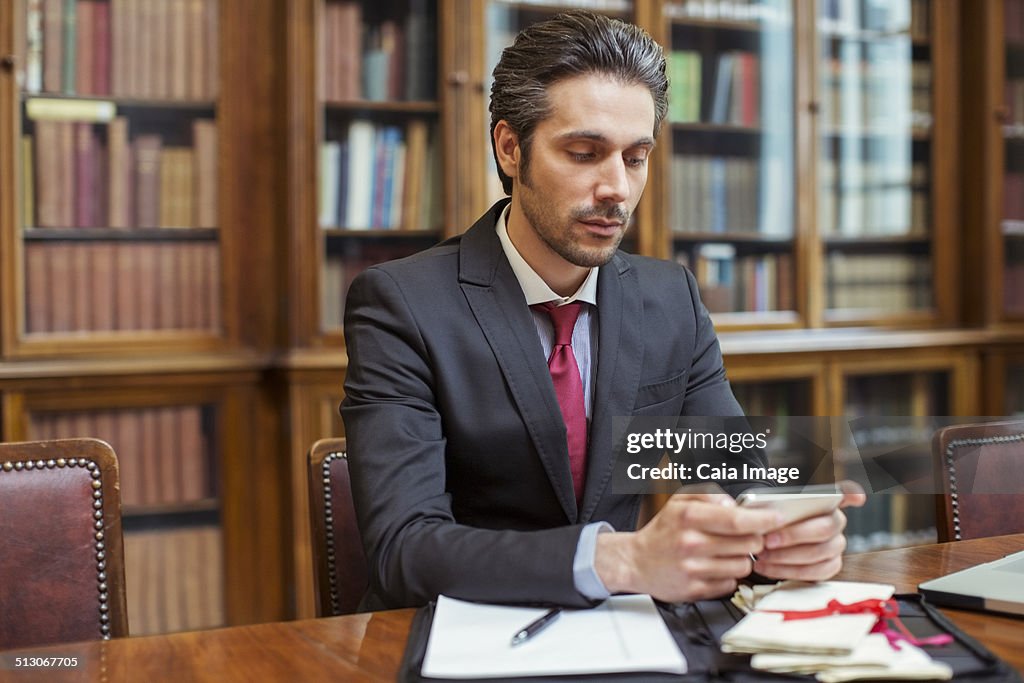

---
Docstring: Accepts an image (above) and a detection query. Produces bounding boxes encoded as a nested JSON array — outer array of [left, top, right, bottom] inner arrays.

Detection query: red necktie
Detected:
[[534, 301, 588, 504]]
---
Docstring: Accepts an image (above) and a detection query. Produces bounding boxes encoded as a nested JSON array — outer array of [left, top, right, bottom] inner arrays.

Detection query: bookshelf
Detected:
[[0, 0, 290, 635], [657, 0, 799, 326], [6, 0, 229, 357], [962, 0, 1024, 325]]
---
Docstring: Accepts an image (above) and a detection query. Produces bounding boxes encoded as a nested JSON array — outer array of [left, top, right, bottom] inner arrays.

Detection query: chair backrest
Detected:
[[932, 420, 1024, 542], [0, 438, 128, 649], [307, 437, 368, 617]]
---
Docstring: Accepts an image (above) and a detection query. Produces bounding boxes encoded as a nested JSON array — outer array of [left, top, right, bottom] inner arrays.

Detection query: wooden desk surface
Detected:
[[2, 535, 1022, 682]]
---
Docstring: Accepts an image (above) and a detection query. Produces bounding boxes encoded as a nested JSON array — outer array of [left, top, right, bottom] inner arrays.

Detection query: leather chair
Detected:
[[932, 420, 1024, 542], [307, 438, 368, 617], [0, 438, 128, 649]]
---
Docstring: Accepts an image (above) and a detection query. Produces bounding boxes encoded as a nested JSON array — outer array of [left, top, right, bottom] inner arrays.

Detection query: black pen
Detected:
[[510, 608, 562, 647]]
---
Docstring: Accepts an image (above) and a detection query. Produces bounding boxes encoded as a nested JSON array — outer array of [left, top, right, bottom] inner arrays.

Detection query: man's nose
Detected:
[[594, 158, 629, 204]]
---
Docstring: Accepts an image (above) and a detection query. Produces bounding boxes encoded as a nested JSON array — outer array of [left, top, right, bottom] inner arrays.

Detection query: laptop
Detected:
[[918, 549, 1024, 616]]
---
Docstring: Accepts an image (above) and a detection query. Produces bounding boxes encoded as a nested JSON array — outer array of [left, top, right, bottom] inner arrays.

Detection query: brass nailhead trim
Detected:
[[320, 451, 347, 616], [1, 456, 114, 640], [944, 432, 1024, 541]]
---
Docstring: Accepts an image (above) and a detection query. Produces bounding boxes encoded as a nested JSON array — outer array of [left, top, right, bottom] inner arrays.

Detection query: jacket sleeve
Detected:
[[341, 266, 597, 609]]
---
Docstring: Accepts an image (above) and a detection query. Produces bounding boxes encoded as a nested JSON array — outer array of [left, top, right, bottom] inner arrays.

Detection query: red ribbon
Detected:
[[765, 597, 896, 621], [764, 598, 954, 650]]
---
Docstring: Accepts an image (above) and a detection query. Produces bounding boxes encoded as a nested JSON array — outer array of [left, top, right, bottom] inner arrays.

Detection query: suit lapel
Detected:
[[580, 254, 643, 522], [458, 203, 578, 522]]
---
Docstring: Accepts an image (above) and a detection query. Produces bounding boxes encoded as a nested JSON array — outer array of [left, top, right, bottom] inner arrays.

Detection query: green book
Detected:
[[61, 0, 76, 94]]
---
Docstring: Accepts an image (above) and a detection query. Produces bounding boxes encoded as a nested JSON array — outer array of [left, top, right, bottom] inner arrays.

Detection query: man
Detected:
[[341, 11, 861, 611]]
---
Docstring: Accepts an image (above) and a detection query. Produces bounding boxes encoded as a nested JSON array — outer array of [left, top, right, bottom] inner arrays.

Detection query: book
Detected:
[[133, 134, 163, 228], [75, 0, 95, 95], [193, 119, 218, 227], [42, 0, 63, 93], [61, 0, 76, 93], [107, 117, 132, 228], [26, 0, 44, 93]]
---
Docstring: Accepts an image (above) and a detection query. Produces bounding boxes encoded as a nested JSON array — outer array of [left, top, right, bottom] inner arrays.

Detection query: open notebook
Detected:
[[420, 594, 686, 679]]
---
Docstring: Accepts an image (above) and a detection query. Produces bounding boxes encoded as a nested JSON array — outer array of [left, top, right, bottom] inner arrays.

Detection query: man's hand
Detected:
[[752, 482, 867, 582], [595, 493, 783, 602]]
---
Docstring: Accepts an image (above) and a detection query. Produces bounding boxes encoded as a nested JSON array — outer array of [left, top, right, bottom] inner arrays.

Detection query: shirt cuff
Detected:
[[573, 521, 615, 600]]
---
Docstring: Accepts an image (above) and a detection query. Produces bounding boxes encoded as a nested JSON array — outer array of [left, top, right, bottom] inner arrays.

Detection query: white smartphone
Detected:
[[736, 485, 843, 526]]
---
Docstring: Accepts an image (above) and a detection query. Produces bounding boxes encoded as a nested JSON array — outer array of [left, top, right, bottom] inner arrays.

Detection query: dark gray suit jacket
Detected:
[[341, 200, 762, 610]]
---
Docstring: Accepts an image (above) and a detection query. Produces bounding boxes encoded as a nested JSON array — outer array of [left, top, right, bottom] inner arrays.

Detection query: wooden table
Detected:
[[2, 534, 1022, 681]]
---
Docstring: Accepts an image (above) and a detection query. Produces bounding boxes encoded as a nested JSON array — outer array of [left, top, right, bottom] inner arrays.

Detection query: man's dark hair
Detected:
[[489, 10, 669, 196]]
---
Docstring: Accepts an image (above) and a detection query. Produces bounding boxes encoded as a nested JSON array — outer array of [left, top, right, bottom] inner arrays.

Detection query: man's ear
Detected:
[[493, 120, 520, 182]]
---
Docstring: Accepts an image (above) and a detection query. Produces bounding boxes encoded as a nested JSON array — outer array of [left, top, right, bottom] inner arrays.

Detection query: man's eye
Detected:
[[625, 156, 647, 168], [570, 152, 595, 162]]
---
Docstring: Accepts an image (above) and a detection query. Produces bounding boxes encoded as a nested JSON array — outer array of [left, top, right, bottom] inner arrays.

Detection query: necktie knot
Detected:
[[535, 301, 582, 346]]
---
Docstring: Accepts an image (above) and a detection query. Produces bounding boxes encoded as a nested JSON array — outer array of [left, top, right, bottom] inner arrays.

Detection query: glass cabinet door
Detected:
[[1003, 0, 1024, 319], [663, 0, 796, 323], [18, 0, 222, 347], [317, 0, 443, 335], [840, 369, 948, 551], [818, 0, 934, 322]]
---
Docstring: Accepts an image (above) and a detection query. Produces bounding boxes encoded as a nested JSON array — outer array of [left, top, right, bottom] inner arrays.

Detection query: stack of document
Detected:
[[721, 581, 953, 681], [421, 594, 686, 679]]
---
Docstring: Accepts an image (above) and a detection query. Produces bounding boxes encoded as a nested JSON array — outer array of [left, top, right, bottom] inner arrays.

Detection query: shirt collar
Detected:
[[495, 204, 599, 307]]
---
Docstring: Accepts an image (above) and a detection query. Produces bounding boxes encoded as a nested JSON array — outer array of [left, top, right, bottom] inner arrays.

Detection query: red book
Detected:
[[48, 243, 74, 332], [156, 244, 180, 329], [136, 243, 159, 330], [34, 120, 61, 227], [93, 0, 111, 95], [114, 242, 140, 330], [25, 242, 51, 333], [71, 243, 92, 330], [76, 0, 95, 95], [58, 121, 76, 227], [74, 122, 101, 228], [91, 242, 116, 331]]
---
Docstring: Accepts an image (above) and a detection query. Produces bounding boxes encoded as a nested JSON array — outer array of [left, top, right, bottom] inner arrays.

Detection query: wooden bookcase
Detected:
[[3, 0, 1024, 623], [0, 0, 290, 634], [962, 0, 1024, 326]]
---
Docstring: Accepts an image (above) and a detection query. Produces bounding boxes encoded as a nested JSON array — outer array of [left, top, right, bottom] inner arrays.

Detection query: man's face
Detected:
[[513, 74, 656, 269]]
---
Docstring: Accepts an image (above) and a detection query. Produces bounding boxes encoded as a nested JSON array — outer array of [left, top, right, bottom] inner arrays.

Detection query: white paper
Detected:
[[722, 581, 896, 656], [421, 594, 687, 679]]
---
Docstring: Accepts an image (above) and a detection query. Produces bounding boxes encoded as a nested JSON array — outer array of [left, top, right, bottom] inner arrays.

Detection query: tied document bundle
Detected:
[[722, 581, 953, 681], [420, 594, 686, 679]]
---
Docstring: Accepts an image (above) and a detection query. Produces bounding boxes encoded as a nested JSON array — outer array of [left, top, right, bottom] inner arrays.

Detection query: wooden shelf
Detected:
[[23, 227, 219, 241], [323, 100, 440, 114]]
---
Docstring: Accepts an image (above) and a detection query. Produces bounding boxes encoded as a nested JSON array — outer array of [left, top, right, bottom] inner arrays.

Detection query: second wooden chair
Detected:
[[307, 438, 368, 617]]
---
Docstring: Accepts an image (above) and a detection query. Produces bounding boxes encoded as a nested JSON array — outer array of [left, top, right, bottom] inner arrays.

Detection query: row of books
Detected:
[[319, 119, 440, 230], [1006, 0, 1024, 43], [30, 406, 214, 508], [665, 0, 786, 23], [847, 372, 945, 419], [125, 525, 224, 635], [27, 118, 217, 229], [321, 243, 427, 329], [678, 246, 795, 313], [319, 0, 435, 103], [669, 155, 790, 235], [818, 158, 928, 236], [818, 0, 928, 39], [845, 499, 936, 553], [826, 252, 931, 311], [24, 241, 221, 334], [1003, 173, 1024, 220], [820, 58, 931, 133], [1004, 81, 1024, 129], [24, 0, 219, 99], [1006, 256, 1024, 315], [1008, 365, 1024, 415], [668, 50, 760, 127]]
